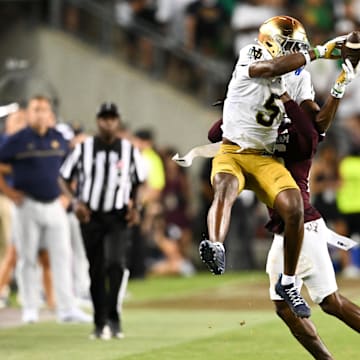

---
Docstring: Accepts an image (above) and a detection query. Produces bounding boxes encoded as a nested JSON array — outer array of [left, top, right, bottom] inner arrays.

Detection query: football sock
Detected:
[[281, 274, 295, 286]]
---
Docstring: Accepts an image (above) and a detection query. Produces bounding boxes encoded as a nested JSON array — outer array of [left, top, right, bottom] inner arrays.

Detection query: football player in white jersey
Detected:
[[199, 15, 343, 318]]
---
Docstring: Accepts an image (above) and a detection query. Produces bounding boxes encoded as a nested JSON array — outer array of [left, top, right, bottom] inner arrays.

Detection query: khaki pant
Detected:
[[211, 144, 298, 208], [0, 194, 13, 259]]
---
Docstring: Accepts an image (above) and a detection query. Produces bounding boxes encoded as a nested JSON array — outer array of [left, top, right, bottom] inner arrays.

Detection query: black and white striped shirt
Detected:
[[60, 136, 146, 212]]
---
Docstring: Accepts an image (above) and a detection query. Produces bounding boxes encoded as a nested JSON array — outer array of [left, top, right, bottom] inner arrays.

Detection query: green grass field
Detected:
[[0, 272, 359, 360]]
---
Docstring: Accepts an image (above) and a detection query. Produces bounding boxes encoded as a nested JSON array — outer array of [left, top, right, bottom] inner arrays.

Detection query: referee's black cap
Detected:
[[96, 102, 120, 118]]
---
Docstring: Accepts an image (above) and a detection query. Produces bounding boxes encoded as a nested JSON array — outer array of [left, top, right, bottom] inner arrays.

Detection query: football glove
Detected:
[[331, 58, 360, 98], [314, 35, 346, 59], [270, 76, 286, 97]]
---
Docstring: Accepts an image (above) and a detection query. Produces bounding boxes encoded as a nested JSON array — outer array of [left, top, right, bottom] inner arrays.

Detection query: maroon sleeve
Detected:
[[284, 100, 320, 161], [208, 118, 223, 143]]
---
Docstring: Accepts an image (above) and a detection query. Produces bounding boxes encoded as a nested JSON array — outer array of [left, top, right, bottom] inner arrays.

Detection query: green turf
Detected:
[[0, 273, 359, 360], [125, 271, 265, 302]]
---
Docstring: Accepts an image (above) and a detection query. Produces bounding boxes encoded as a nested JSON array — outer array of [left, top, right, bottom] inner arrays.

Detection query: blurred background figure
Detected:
[[336, 113, 360, 278], [225, 191, 259, 271], [115, 0, 159, 71], [184, 0, 228, 57], [155, 0, 197, 47], [0, 95, 91, 324], [230, 0, 284, 57], [133, 128, 165, 204], [0, 106, 55, 310], [309, 141, 351, 275], [0, 106, 26, 307], [128, 128, 165, 279], [0, 106, 26, 258], [160, 146, 194, 261], [143, 201, 195, 276], [60, 102, 146, 339]]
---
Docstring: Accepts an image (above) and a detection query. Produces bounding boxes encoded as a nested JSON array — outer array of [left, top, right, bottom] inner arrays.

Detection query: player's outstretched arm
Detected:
[[249, 51, 314, 78], [249, 35, 345, 79], [316, 59, 360, 133]]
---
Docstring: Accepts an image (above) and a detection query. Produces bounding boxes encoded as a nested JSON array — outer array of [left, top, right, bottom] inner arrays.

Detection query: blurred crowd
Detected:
[[56, 0, 360, 100], [0, 0, 360, 321], [111, 0, 360, 61], [113, 1, 360, 83]]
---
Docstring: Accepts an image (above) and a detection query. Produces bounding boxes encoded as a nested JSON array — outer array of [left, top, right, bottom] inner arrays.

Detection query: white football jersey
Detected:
[[283, 68, 315, 104], [222, 43, 314, 153]]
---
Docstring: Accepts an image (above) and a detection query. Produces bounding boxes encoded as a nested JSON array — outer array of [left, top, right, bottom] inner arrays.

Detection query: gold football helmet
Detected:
[[258, 15, 310, 58]]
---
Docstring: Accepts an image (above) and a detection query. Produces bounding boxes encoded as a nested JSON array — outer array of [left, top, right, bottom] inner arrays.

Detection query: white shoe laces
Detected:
[[284, 286, 306, 307]]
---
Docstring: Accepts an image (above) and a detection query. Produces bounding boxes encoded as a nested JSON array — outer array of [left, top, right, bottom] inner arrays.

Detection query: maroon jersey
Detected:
[[266, 100, 323, 234], [207, 100, 323, 234]]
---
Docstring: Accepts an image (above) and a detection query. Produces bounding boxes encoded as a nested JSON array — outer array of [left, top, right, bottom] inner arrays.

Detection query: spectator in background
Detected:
[[0, 107, 28, 307], [307, 30, 340, 106], [299, 0, 335, 33], [60, 102, 146, 340], [230, 0, 284, 57], [155, 0, 196, 46], [133, 128, 165, 204], [0, 106, 26, 259], [226, 191, 258, 271], [129, 128, 165, 278], [143, 201, 195, 276], [0, 108, 56, 311], [160, 147, 194, 259], [115, 0, 159, 71], [343, 0, 360, 26], [336, 113, 360, 278], [309, 140, 351, 274], [0, 95, 91, 324], [217, 0, 236, 17], [184, 0, 228, 57]]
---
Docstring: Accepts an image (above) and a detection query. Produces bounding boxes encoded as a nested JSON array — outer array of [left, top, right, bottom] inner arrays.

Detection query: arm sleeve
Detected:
[[284, 100, 319, 160], [59, 143, 82, 181], [208, 118, 223, 143], [293, 70, 315, 104]]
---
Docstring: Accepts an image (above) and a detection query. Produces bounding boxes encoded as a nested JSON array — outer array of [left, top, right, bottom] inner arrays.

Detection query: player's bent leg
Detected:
[[200, 172, 239, 275], [274, 301, 333, 360], [275, 274, 311, 318], [320, 292, 360, 332], [208, 172, 239, 244], [273, 189, 310, 318], [274, 188, 304, 276]]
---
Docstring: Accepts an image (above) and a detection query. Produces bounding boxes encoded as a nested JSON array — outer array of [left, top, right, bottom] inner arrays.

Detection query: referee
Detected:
[[60, 102, 146, 339]]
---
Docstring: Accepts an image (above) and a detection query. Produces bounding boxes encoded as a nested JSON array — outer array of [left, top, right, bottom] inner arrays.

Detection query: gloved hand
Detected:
[[331, 58, 360, 98], [314, 35, 346, 59], [270, 76, 286, 97]]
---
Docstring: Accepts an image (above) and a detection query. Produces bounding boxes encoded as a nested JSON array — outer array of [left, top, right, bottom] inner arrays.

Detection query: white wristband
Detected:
[[314, 45, 326, 58], [300, 50, 311, 66], [330, 82, 345, 99]]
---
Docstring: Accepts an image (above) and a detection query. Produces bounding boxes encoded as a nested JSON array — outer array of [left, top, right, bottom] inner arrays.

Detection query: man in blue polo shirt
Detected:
[[0, 95, 91, 324]]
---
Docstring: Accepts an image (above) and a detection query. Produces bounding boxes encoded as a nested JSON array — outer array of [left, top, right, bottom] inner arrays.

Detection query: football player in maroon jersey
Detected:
[[205, 59, 360, 359]]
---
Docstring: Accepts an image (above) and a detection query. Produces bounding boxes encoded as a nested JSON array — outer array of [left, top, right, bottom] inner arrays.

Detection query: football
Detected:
[[341, 30, 360, 68]]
